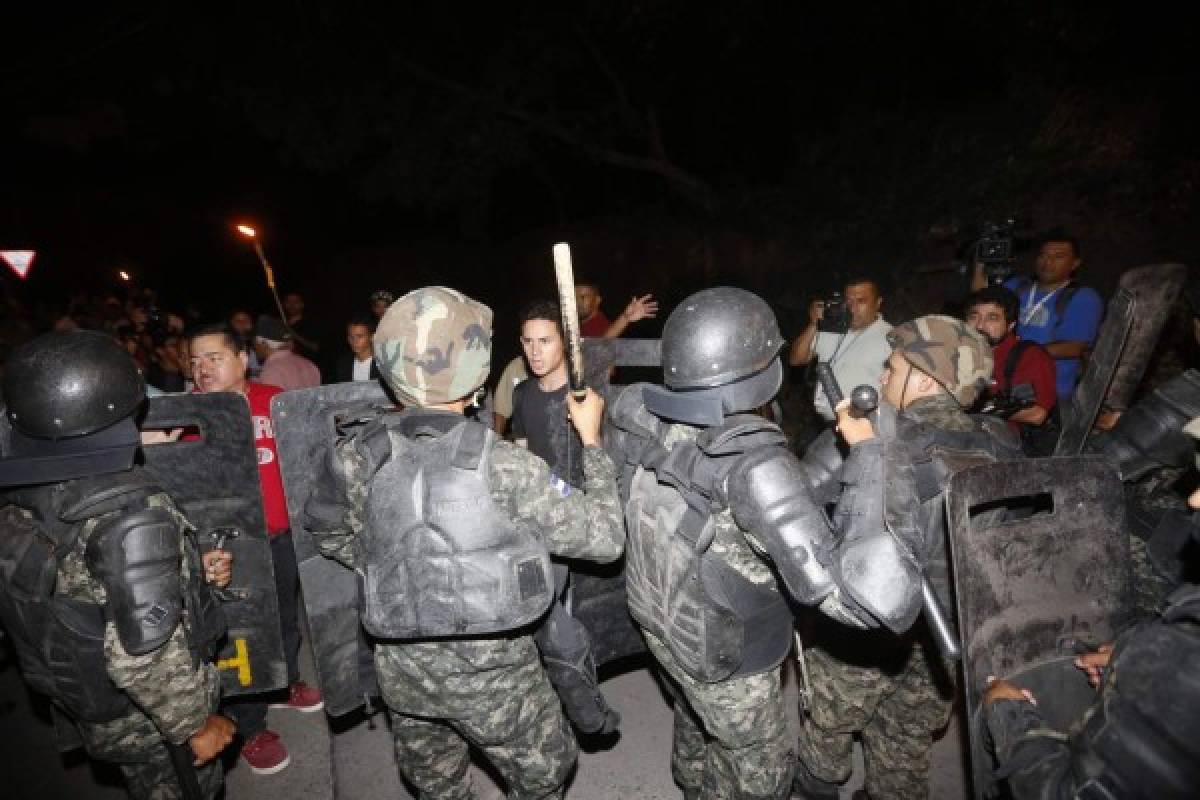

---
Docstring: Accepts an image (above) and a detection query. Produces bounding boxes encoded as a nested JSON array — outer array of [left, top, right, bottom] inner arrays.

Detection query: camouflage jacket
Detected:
[[14, 486, 220, 745], [308, 421, 625, 717]]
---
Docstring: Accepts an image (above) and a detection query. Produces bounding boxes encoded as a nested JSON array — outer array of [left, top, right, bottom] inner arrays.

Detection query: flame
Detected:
[[235, 224, 257, 237]]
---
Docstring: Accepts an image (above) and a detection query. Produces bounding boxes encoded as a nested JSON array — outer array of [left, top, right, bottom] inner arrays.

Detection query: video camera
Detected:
[[980, 382, 1036, 418], [975, 219, 1016, 285], [818, 291, 850, 335]]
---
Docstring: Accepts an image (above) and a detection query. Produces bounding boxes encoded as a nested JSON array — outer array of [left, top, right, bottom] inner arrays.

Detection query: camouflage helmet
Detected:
[[886, 314, 993, 408], [373, 287, 493, 407]]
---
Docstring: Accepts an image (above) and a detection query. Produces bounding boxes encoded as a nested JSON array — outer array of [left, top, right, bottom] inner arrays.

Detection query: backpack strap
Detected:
[[1003, 339, 1037, 391]]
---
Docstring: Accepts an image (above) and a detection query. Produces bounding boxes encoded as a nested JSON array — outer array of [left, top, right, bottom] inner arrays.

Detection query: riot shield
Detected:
[[1056, 263, 1186, 455], [141, 393, 286, 696], [582, 337, 661, 397], [945, 456, 1130, 799], [271, 382, 392, 717], [1102, 263, 1187, 411]]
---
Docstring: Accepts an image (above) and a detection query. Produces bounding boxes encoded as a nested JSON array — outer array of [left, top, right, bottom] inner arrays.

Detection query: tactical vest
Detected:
[[355, 410, 554, 639], [617, 407, 795, 684], [0, 471, 223, 724]]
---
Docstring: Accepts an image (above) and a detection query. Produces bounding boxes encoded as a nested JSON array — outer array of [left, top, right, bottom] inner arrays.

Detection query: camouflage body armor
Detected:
[[0, 470, 225, 723], [352, 409, 555, 639]]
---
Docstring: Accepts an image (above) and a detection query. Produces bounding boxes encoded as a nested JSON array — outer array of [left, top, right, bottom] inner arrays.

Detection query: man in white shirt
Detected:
[[788, 278, 892, 421]]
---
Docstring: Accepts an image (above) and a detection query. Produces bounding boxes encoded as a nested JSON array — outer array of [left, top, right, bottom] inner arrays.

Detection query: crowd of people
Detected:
[[2, 232, 1199, 800]]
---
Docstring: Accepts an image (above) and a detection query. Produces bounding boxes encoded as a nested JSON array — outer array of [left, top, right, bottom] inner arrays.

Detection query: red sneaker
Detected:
[[240, 730, 290, 775], [269, 680, 324, 713]]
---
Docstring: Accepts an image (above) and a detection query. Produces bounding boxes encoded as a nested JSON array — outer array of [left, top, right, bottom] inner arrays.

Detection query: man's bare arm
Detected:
[[602, 294, 659, 339]]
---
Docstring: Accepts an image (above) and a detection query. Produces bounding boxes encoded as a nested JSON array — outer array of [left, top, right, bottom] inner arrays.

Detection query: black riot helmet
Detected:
[[645, 287, 785, 427], [4, 330, 145, 439], [0, 331, 145, 487]]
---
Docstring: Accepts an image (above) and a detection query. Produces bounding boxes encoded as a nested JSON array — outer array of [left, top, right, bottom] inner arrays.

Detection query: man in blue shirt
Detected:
[[974, 233, 1104, 400]]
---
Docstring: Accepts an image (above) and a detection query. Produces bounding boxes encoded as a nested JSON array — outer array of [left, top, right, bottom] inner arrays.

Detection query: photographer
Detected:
[[970, 231, 1103, 401], [966, 286, 1058, 454], [788, 277, 892, 421]]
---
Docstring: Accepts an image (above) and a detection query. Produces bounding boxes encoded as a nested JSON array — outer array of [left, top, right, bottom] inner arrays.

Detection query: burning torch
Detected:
[[235, 224, 289, 326]]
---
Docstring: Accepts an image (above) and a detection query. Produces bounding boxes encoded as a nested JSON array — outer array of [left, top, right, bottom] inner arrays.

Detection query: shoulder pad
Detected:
[[607, 383, 664, 440], [697, 414, 786, 457], [726, 445, 836, 606], [59, 471, 162, 523], [84, 507, 183, 655]]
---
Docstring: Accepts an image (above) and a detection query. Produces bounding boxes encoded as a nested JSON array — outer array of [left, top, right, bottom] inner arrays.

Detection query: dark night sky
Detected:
[[3, 2, 1199, 340]]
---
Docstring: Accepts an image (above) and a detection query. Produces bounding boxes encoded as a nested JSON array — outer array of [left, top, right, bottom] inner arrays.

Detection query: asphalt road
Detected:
[[0, 638, 970, 800]]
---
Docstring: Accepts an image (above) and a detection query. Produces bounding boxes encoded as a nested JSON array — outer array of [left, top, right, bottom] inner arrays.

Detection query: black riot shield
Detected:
[[945, 456, 1130, 799], [271, 382, 392, 717], [563, 339, 664, 667], [141, 393, 286, 696], [1056, 263, 1187, 455]]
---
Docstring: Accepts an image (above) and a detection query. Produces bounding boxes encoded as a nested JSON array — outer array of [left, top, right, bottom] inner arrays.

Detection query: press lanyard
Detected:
[[1021, 285, 1061, 326]]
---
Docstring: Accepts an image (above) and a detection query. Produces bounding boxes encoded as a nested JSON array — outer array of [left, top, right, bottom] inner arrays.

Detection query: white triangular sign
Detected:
[[1, 250, 36, 279]]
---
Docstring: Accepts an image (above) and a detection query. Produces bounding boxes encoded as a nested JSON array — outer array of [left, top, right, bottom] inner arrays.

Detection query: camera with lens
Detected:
[[980, 382, 1036, 418], [976, 219, 1016, 284], [818, 291, 850, 334]]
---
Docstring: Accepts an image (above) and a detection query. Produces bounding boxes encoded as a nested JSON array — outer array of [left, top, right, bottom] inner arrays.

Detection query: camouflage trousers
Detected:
[[78, 709, 223, 800], [796, 630, 953, 800], [379, 638, 578, 800], [643, 631, 794, 800]]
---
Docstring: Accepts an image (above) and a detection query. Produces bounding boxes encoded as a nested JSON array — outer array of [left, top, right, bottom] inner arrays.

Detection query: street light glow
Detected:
[[236, 224, 257, 237], [118, 270, 131, 282]]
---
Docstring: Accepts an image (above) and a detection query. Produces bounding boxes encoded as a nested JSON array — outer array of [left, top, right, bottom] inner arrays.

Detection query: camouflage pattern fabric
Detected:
[[77, 710, 223, 800], [309, 431, 625, 799], [8, 488, 224, 797], [887, 314, 993, 407], [373, 286, 493, 407], [60, 492, 222, 745], [796, 630, 954, 800], [382, 638, 576, 800], [643, 631, 794, 800], [625, 423, 792, 799]]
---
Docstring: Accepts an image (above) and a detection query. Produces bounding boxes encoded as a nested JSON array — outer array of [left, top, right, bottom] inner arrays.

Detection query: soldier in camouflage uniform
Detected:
[[794, 315, 1019, 800], [0, 331, 235, 800], [303, 286, 624, 800], [607, 292, 989, 800]]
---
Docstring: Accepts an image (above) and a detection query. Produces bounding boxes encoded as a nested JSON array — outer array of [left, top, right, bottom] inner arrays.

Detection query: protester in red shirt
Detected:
[[574, 280, 659, 338], [189, 324, 322, 776], [966, 287, 1058, 452]]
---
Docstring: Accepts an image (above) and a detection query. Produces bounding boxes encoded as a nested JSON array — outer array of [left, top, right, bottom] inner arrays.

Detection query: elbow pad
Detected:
[[726, 446, 836, 606], [85, 508, 183, 656]]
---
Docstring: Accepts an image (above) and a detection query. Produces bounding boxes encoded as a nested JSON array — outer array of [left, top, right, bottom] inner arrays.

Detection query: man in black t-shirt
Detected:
[[512, 299, 585, 487], [510, 299, 621, 736]]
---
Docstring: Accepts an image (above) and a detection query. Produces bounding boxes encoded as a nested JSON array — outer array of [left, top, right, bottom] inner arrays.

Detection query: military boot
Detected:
[[790, 761, 840, 800]]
